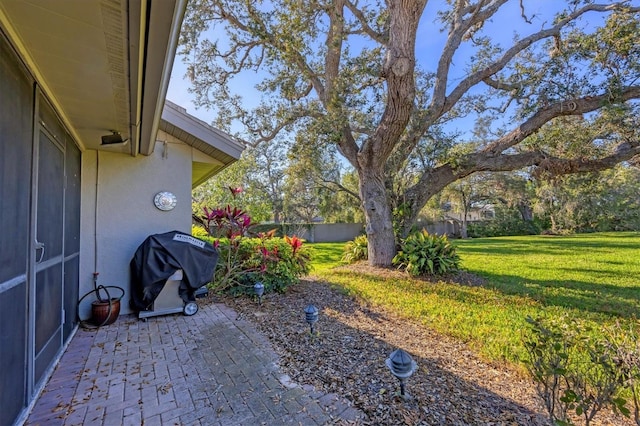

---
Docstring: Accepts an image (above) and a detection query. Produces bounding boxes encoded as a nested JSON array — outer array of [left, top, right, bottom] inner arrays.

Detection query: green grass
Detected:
[[308, 242, 344, 273], [455, 232, 640, 318], [308, 232, 640, 366]]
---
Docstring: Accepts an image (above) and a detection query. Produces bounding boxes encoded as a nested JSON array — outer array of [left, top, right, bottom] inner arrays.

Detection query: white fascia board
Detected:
[[138, 0, 187, 156]]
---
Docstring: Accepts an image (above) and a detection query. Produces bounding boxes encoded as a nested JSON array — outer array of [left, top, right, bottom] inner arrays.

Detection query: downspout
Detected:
[[94, 151, 100, 273]]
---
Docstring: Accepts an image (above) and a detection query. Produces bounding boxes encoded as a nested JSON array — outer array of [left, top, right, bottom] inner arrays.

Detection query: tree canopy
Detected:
[[180, 0, 640, 266]]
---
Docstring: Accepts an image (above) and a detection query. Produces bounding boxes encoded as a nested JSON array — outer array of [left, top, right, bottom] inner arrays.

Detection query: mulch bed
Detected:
[[205, 265, 631, 425]]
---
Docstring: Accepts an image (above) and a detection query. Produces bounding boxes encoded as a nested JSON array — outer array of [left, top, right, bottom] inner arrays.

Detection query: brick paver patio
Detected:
[[26, 303, 362, 425]]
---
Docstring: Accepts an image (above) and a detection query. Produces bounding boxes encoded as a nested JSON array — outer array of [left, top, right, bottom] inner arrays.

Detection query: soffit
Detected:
[[0, 0, 133, 154], [159, 100, 245, 188], [0, 0, 184, 157]]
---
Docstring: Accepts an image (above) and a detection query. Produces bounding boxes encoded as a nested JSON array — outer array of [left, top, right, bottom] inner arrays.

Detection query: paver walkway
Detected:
[[26, 303, 362, 425]]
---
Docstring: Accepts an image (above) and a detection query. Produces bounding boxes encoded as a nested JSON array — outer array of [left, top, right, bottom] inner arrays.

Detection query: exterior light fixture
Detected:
[[304, 304, 318, 335], [385, 348, 417, 398], [254, 282, 264, 305], [101, 130, 129, 145]]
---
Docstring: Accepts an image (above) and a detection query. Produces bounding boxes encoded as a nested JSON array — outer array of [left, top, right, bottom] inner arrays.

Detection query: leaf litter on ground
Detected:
[[207, 265, 631, 426]]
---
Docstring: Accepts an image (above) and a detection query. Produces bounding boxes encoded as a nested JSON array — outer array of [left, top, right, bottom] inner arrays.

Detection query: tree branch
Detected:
[[405, 137, 640, 231], [241, 106, 325, 147], [482, 86, 640, 155], [360, 0, 426, 170], [401, 89, 640, 235], [324, 0, 346, 104], [519, 0, 533, 24], [317, 177, 361, 201], [431, 0, 508, 115], [244, 4, 327, 101], [344, 0, 388, 44], [534, 143, 640, 177], [483, 76, 522, 92], [429, 2, 638, 124]]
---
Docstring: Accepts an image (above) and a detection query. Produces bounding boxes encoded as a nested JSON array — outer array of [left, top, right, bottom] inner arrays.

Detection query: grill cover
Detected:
[[130, 231, 218, 311]]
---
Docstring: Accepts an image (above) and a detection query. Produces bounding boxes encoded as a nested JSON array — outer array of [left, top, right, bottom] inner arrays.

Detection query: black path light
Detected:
[[304, 304, 319, 335], [385, 348, 418, 398], [253, 282, 265, 305]]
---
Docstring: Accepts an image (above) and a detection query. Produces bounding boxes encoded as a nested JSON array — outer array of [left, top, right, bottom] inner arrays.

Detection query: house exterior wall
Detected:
[[445, 205, 495, 223], [446, 211, 485, 222], [79, 134, 195, 317], [1, 3, 208, 423]]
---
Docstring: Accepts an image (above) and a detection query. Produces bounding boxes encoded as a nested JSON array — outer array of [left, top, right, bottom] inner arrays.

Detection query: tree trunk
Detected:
[[359, 169, 396, 266], [461, 193, 469, 239], [517, 201, 533, 222], [461, 217, 468, 239]]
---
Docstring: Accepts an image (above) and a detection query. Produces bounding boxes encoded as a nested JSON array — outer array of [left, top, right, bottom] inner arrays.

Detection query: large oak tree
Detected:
[[180, 0, 640, 266]]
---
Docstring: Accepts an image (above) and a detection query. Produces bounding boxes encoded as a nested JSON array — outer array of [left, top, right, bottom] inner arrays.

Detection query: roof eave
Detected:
[[136, 0, 187, 156]]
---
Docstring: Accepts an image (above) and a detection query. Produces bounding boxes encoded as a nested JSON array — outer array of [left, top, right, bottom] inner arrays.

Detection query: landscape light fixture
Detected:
[[254, 282, 264, 305], [101, 131, 129, 146], [385, 348, 417, 398], [304, 304, 319, 335]]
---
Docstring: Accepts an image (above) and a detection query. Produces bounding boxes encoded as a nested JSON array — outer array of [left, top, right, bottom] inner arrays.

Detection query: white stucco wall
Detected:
[[79, 135, 195, 317]]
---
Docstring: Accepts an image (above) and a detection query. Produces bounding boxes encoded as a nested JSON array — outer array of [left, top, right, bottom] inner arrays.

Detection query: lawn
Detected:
[[308, 232, 640, 365]]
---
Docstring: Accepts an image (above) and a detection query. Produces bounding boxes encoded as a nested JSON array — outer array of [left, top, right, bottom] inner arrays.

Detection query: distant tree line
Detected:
[[194, 144, 639, 238], [427, 165, 640, 237]]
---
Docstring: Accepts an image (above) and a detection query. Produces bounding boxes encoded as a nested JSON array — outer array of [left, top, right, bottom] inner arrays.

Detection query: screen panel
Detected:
[[0, 29, 34, 425], [0, 30, 33, 283], [63, 256, 80, 340], [36, 130, 64, 261], [0, 283, 27, 426]]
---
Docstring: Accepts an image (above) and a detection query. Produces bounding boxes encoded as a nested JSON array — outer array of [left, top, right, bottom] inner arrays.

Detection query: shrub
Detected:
[[202, 204, 253, 238], [467, 207, 545, 237], [199, 231, 311, 295], [392, 229, 460, 275], [191, 225, 209, 239], [240, 235, 311, 293], [342, 235, 368, 263], [196, 186, 311, 295], [523, 316, 575, 425], [601, 322, 640, 425], [523, 316, 634, 426]]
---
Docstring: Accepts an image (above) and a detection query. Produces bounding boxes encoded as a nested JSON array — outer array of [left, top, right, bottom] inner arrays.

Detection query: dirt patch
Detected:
[[204, 268, 630, 425]]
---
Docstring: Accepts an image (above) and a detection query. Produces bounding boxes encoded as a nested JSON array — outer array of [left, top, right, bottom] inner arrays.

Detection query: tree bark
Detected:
[[550, 214, 558, 234], [461, 191, 469, 239], [518, 202, 533, 222], [352, 0, 424, 266], [359, 168, 396, 266], [461, 214, 469, 239]]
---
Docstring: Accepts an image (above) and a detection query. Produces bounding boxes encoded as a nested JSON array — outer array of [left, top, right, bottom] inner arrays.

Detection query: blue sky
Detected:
[[166, 1, 615, 133]]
